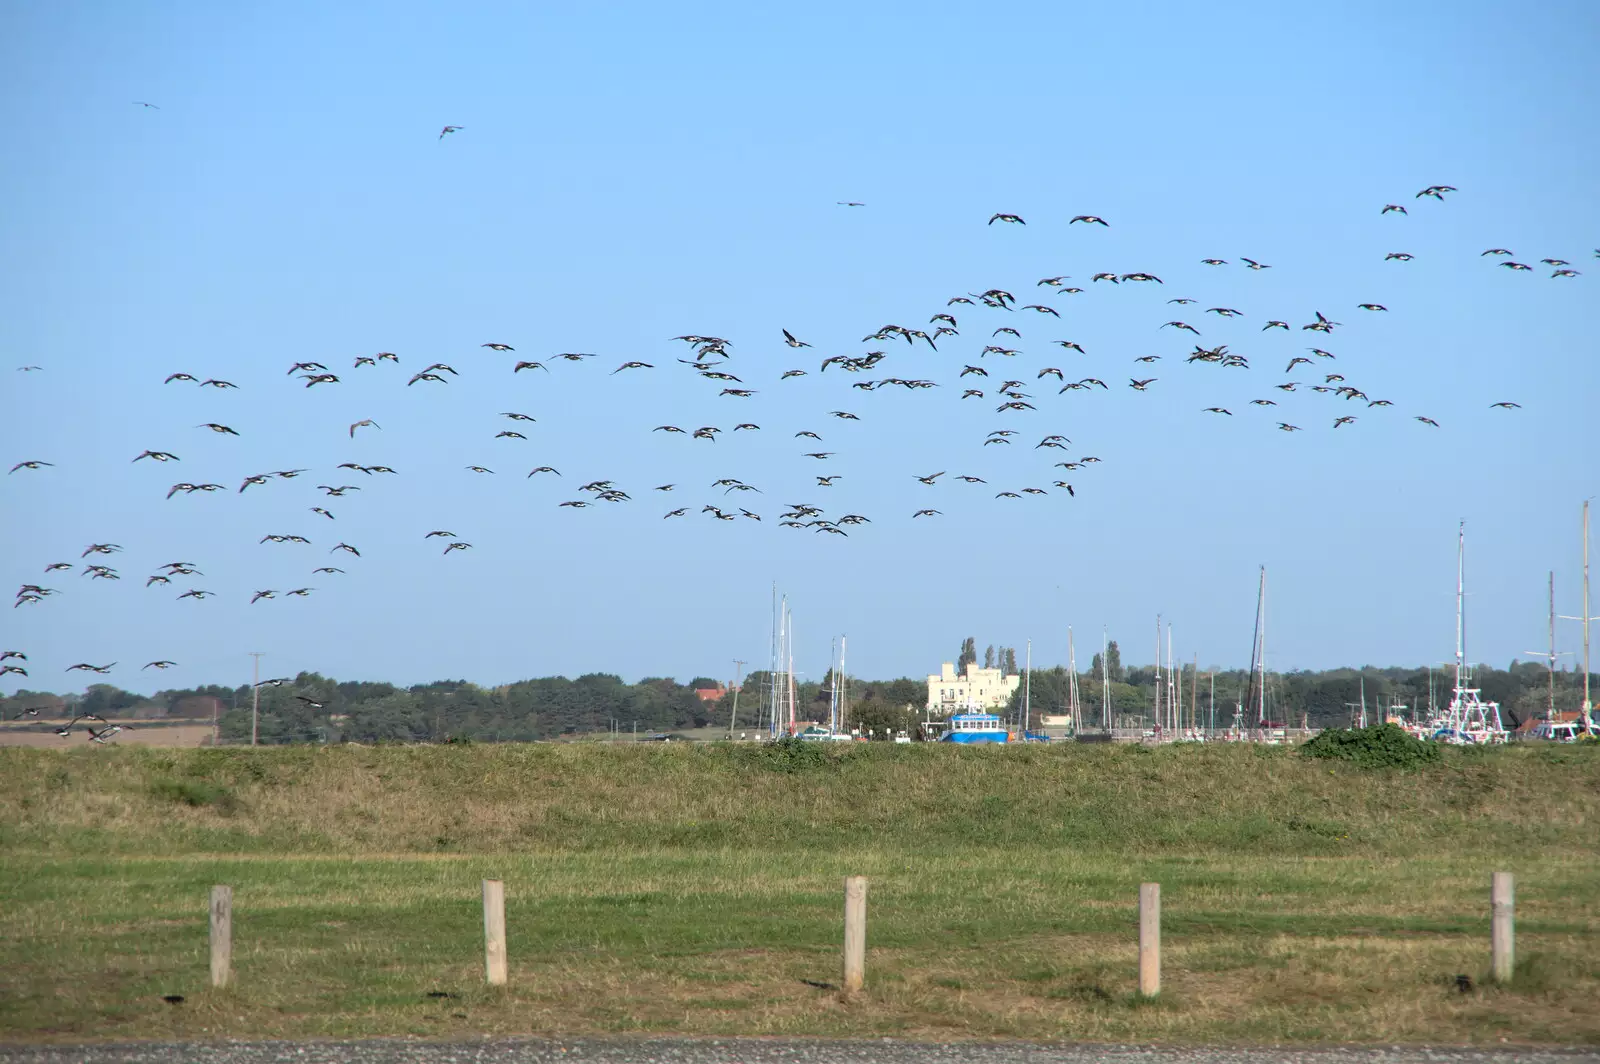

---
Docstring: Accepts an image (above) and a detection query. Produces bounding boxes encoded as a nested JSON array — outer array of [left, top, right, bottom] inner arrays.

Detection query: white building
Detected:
[[926, 662, 1021, 712]]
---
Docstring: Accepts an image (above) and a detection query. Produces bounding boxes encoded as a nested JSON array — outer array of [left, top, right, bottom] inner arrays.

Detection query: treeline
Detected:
[[1, 673, 732, 744], [2, 656, 1592, 743]]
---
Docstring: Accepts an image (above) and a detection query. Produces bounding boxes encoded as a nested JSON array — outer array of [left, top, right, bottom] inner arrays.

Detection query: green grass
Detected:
[[1, 742, 1596, 1044]]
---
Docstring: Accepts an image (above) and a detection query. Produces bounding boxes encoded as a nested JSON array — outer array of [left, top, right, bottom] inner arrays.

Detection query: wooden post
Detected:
[[842, 875, 867, 995], [1138, 882, 1160, 998], [1491, 871, 1514, 984], [483, 879, 507, 986], [209, 885, 232, 988]]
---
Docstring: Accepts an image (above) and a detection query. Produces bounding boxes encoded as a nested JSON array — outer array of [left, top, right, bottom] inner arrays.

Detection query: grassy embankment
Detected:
[[0, 741, 1596, 1045]]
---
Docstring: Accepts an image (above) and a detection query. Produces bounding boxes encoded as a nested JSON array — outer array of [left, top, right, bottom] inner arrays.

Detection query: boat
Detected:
[[1426, 522, 1508, 745], [794, 722, 853, 742], [938, 711, 1010, 744]]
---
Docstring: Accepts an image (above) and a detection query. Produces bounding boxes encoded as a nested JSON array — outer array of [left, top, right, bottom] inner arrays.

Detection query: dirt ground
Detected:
[[0, 721, 218, 747]]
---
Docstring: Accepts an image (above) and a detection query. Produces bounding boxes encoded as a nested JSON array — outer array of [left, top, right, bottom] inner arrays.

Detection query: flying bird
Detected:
[[197, 423, 239, 435], [1070, 215, 1109, 226], [1489, 402, 1521, 409], [988, 213, 1025, 225], [1381, 204, 1407, 215], [349, 419, 381, 437], [439, 125, 464, 139], [8, 460, 51, 474]]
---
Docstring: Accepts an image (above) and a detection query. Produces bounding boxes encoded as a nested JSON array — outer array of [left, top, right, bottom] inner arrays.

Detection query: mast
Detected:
[[1259, 568, 1268, 726], [1023, 639, 1032, 735], [1191, 653, 1198, 735], [786, 602, 796, 733], [768, 585, 779, 736], [828, 636, 838, 733], [1558, 500, 1594, 733], [1455, 520, 1466, 703], [1067, 626, 1081, 733], [1167, 623, 1177, 733], [839, 635, 848, 734], [1153, 614, 1162, 732], [1549, 572, 1557, 718], [1244, 566, 1265, 730], [1101, 627, 1111, 730], [1587, 499, 1594, 729], [1208, 671, 1215, 735]]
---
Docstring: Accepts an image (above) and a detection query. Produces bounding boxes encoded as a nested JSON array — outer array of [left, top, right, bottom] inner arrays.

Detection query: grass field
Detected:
[[1, 741, 1596, 1045]]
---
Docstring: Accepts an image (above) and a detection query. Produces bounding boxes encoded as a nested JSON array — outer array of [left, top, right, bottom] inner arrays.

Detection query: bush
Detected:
[[732, 736, 836, 774], [149, 777, 238, 812], [1301, 722, 1441, 769]]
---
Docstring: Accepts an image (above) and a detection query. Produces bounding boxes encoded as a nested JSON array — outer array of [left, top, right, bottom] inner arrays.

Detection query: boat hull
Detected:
[[940, 730, 1009, 744]]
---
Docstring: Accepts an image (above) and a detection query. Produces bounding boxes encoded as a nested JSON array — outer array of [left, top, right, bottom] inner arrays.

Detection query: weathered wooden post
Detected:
[[209, 885, 232, 988], [1139, 882, 1161, 998], [483, 879, 507, 986], [842, 875, 867, 995], [1491, 871, 1514, 984]]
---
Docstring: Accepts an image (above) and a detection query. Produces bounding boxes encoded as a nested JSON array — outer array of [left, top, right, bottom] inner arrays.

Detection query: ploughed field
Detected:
[[1, 741, 1596, 1045]]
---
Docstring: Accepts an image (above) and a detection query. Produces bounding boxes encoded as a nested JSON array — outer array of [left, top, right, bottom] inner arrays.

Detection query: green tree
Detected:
[[1002, 647, 1017, 675], [983, 644, 995, 669], [1106, 640, 1124, 683], [849, 698, 917, 740], [957, 637, 977, 672]]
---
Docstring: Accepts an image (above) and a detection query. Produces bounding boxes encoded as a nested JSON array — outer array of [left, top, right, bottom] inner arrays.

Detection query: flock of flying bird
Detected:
[[5, 144, 1593, 721]]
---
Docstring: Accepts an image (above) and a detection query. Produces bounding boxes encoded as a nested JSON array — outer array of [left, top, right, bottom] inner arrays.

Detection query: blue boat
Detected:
[[938, 711, 1010, 744]]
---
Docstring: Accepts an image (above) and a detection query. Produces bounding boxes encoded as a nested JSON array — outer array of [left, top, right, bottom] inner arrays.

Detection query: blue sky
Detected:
[[3, 0, 1597, 694]]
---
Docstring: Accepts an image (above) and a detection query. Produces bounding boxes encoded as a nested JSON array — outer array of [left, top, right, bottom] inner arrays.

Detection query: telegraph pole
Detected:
[[249, 652, 264, 746], [728, 660, 746, 738]]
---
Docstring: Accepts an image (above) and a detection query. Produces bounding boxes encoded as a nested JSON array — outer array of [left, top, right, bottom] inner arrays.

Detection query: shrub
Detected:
[[149, 778, 238, 812], [1301, 722, 1440, 769], [733, 736, 835, 774]]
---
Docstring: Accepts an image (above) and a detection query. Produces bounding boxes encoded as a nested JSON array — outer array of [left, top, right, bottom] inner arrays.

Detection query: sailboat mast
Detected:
[[1023, 639, 1032, 736], [787, 603, 796, 733], [1068, 626, 1080, 733], [1191, 653, 1198, 735], [1208, 670, 1215, 735], [1168, 624, 1177, 733], [1456, 520, 1466, 699], [1259, 568, 1268, 726], [839, 635, 848, 734], [1584, 499, 1593, 728], [1101, 627, 1110, 730], [1153, 614, 1162, 732], [832, 633, 844, 736], [1244, 565, 1265, 729], [1548, 571, 1556, 718]]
